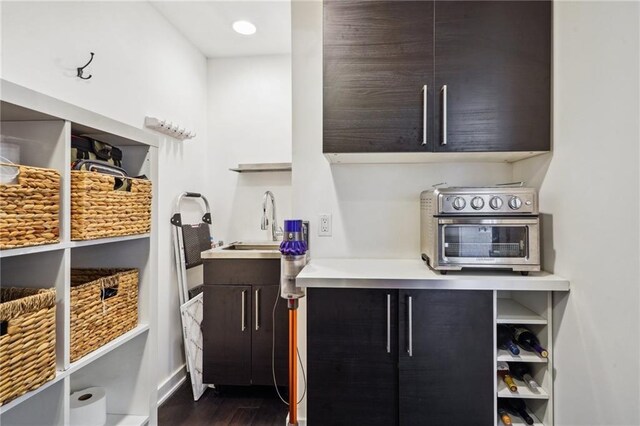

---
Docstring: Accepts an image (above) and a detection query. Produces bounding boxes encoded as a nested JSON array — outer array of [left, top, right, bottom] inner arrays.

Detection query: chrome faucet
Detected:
[[261, 191, 283, 241]]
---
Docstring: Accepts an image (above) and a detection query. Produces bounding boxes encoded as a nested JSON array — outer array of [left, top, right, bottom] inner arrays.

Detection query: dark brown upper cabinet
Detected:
[[323, 1, 434, 153], [434, 1, 551, 152], [323, 0, 551, 160]]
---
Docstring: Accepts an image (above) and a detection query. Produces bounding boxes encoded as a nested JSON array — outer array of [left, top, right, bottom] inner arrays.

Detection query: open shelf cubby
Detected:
[[495, 291, 554, 426]]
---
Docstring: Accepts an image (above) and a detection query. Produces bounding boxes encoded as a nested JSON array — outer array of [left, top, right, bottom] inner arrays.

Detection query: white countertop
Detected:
[[296, 258, 570, 291]]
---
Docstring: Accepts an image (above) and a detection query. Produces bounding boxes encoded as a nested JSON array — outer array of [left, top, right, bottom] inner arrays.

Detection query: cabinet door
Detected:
[[308, 288, 399, 426], [398, 290, 493, 425], [434, 1, 551, 152], [202, 285, 252, 385], [251, 285, 289, 386], [324, 1, 434, 153]]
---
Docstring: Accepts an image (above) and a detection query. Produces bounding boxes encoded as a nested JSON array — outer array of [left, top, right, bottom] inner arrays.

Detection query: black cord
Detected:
[[272, 289, 307, 406]]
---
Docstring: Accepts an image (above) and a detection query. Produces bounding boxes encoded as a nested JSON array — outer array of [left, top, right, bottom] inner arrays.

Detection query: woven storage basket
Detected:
[[0, 164, 60, 249], [70, 268, 138, 362], [70, 170, 152, 240], [0, 287, 56, 406]]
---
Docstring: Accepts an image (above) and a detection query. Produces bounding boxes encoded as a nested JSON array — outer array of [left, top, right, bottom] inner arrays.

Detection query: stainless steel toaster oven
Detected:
[[420, 187, 540, 274]]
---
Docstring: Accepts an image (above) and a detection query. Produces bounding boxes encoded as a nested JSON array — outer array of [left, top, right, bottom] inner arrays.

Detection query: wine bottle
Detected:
[[512, 326, 549, 358], [497, 361, 518, 392], [497, 324, 520, 355], [507, 398, 534, 425], [497, 399, 513, 425], [508, 362, 541, 391]]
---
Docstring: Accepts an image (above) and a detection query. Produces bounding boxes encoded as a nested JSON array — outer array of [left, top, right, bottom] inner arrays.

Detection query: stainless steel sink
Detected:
[[202, 241, 281, 259], [222, 242, 280, 251]]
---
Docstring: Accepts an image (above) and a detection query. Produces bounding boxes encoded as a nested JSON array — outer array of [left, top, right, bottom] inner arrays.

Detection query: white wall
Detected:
[[207, 55, 292, 243], [1, 1, 209, 395], [291, 1, 513, 420], [513, 2, 640, 424]]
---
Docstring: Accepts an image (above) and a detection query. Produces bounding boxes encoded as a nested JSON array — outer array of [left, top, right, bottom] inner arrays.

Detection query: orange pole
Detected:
[[288, 307, 298, 425]]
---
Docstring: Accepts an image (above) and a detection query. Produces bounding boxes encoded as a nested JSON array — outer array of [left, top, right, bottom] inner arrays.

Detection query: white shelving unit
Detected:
[[0, 79, 158, 426], [495, 291, 554, 426]]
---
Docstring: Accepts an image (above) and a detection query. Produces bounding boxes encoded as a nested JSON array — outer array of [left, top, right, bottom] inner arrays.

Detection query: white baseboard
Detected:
[[157, 364, 187, 406]]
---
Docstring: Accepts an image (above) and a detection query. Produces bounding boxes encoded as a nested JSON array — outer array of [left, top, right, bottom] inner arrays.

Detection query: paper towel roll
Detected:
[[70, 387, 107, 426]]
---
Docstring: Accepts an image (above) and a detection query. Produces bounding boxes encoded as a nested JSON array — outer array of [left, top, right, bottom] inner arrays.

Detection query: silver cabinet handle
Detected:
[[441, 85, 447, 146], [407, 296, 413, 357], [422, 85, 428, 146], [386, 294, 391, 353], [241, 290, 246, 331], [255, 289, 260, 331]]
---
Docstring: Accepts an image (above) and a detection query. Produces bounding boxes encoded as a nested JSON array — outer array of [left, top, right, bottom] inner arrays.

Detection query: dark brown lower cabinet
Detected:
[[251, 284, 288, 386], [307, 288, 493, 426], [307, 289, 398, 426], [202, 284, 288, 386], [398, 290, 494, 425], [203, 285, 252, 385]]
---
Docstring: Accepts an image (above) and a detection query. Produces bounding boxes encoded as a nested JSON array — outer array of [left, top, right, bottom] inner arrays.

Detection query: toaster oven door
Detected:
[[437, 217, 540, 267]]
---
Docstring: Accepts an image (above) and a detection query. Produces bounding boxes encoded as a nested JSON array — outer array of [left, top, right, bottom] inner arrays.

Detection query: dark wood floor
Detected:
[[158, 381, 288, 426]]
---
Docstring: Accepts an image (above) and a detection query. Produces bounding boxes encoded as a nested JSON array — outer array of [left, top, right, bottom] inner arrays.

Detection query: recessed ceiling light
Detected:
[[232, 20, 257, 36]]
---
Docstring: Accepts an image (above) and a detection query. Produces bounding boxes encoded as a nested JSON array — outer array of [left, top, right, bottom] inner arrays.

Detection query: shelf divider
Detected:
[[497, 378, 549, 400], [497, 348, 548, 363]]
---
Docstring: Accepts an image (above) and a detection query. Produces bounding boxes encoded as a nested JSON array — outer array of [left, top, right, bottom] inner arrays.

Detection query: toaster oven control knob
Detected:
[[489, 197, 502, 210], [452, 197, 466, 210], [508, 196, 523, 210], [489, 196, 503, 210], [471, 197, 485, 210]]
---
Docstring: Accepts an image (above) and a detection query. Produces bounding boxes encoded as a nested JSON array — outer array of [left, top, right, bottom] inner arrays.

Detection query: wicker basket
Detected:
[[0, 164, 60, 249], [70, 170, 152, 241], [0, 287, 56, 406], [70, 268, 139, 362]]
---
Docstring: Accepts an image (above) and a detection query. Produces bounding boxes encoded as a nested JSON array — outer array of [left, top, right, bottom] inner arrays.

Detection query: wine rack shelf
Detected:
[[497, 299, 547, 324], [497, 411, 543, 426], [495, 291, 555, 425], [497, 378, 550, 399], [497, 348, 548, 363]]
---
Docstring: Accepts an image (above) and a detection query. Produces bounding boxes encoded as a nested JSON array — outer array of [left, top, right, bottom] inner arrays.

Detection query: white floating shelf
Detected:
[[105, 414, 149, 426], [67, 234, 150, 249], [497, 348, 548, 363], [229, 162, 292, 173], [497, 411, 543, 426], [497, 378, 549, 399], [68, 324, 150, 373], [0, 371, 65, 415], [497, 299, 547, 324]]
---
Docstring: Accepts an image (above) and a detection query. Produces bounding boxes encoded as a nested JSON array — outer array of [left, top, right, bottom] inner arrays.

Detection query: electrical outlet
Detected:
[[318, 214, 332, 237]]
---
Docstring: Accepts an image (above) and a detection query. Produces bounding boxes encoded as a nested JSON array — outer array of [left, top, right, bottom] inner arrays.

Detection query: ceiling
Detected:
[[151, 1, 291, 58]]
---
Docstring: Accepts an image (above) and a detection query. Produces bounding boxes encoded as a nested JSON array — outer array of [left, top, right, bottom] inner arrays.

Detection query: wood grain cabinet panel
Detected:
[[323, 0, 551, 155], [203, 285, 252, 385], [307, 289, 494, 425], [434, 1, 551, 152], [202, 259, 288, 387], [323, 1, 434, 153], [398, 290, 494, 425], [308, 288, 399, 426]]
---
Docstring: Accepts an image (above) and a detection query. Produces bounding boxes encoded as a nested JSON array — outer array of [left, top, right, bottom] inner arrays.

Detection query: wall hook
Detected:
[[77, 52, 95, 80]]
